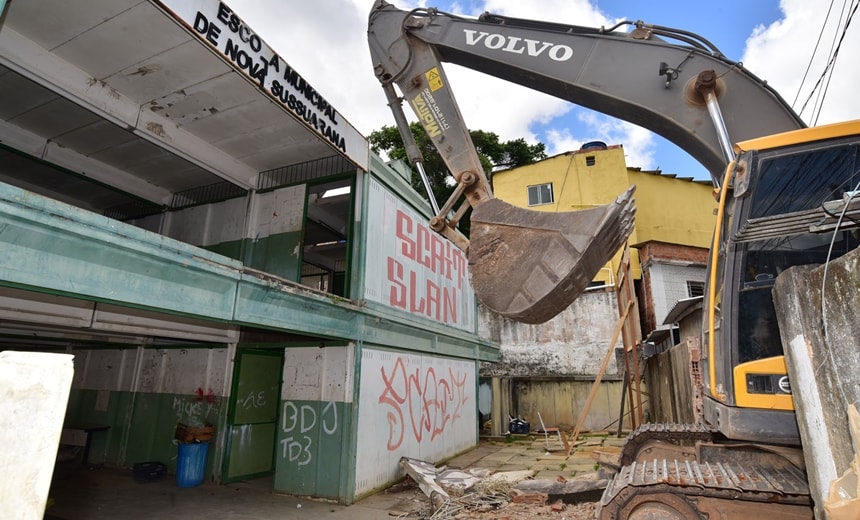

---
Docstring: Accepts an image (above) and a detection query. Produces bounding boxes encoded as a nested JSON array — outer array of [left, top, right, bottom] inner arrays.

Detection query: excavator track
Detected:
[[599, 458, 813, 519], [619, 423, 721, 466]]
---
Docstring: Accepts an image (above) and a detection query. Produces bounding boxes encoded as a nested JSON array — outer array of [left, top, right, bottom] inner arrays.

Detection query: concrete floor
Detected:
[[44, 435, 622, 520]]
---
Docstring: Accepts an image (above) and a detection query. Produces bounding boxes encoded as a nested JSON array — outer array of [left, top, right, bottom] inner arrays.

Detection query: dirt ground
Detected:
[[464, 500, 598, 519], [382, 478, 600, 519]]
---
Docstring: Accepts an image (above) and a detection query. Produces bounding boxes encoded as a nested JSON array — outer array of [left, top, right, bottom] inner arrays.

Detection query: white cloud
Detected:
[[228, 0, 860, 177], [544, 113, 656, 168], [228, 0, 611, 142], [743, 0, 860, 125], [228, 0, 392, 134]]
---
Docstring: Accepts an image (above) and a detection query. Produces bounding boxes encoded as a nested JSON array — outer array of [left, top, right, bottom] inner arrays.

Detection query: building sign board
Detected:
[[364, 178, 475, 332], [155, 0, 368, 171]]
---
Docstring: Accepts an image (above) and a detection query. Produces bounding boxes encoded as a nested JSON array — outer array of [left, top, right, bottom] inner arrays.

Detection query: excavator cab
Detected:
[[704, 121, 860, 442], [368, 0, 635, 324]]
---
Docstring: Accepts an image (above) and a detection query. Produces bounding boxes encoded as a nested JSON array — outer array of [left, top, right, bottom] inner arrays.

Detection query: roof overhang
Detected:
[[0, 0, 367, 217], [663, 296, 704, 325]]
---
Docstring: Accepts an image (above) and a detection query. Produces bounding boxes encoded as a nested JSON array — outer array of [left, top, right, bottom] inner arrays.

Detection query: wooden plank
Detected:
[[567, 300, 633, 456]]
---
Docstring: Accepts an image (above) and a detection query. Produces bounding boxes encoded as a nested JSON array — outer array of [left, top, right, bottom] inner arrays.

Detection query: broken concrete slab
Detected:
[[512, 478, 609, 505], [399, 457, 448, 511], [485, 470, 535, 484]]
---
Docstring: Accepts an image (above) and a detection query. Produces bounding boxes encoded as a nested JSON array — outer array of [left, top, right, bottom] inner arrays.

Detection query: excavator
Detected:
[[368, 1, 860, 518]]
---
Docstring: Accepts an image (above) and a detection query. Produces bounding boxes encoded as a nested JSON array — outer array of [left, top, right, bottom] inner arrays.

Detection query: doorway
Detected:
[[222, 348, 284, 483]]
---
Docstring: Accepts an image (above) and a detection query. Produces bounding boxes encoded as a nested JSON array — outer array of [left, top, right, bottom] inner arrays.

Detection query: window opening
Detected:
[[527, 183, 554, 206]]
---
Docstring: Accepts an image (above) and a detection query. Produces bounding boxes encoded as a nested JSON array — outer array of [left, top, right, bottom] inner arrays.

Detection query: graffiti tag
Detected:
[[279, 401, 338, 466], [378, 357, 469, 451]]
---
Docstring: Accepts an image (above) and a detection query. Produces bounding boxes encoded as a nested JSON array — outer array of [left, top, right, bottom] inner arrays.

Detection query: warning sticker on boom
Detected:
[[410, 87, 450, 139], [425, 67, 443, 91]]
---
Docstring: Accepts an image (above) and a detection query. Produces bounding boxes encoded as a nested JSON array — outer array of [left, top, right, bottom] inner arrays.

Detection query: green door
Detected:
[[223, 348, 283, 482]]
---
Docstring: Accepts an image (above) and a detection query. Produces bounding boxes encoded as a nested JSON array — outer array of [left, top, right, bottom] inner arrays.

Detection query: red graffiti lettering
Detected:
[[195, 387, 216, 404], [378, 357, 469, 451]]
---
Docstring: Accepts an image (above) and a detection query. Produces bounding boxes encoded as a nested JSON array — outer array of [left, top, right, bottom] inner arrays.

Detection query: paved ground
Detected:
[[44, 434, 625, 520]]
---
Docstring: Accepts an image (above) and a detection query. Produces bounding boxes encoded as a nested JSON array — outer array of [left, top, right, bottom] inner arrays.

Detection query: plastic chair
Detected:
[[537, 411, 570, 452]]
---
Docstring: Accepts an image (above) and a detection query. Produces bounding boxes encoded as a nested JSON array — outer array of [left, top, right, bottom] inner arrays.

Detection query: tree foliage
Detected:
[[369, 123, 547, 235]]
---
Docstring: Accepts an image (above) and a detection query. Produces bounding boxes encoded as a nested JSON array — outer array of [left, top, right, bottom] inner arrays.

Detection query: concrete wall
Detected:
[[512, 379, 626, 432], [772, 246, 860, 513], [0, 351, 74, 519], [478, 290, 633, 433], [479, 290, 622, 377], [152, 186, 307, 281], [639, 241, 709, 335]]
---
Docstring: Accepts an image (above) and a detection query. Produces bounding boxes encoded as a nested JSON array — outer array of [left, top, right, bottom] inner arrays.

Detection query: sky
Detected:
[[227, 0, 860, 181]]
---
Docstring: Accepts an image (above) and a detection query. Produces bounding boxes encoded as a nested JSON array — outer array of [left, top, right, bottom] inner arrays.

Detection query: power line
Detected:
[[792, 0, 836, 109], [798, 0, 860, 123]]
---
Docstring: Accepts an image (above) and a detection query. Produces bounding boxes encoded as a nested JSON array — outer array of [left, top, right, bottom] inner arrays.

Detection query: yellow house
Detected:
[[491, 143, 717, 332]]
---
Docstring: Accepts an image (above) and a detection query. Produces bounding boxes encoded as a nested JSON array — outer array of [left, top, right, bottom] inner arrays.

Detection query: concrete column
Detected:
[[0, 351, 74, 519]]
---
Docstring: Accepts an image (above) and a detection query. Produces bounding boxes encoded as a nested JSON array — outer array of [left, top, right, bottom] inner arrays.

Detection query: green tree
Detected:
[[369, 123, 547, 235]]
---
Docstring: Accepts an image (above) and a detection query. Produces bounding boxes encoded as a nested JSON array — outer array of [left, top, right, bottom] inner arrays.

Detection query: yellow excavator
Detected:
[[368, 1, 860, 518]]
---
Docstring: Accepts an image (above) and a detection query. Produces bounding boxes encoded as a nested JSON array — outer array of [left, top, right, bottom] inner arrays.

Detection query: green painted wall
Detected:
[[274, 400, 351, 499], [252, 232, 303, 281], [206, 232, 303, 282], [65, 389, 225, 475], [205, 239, 243, 263]]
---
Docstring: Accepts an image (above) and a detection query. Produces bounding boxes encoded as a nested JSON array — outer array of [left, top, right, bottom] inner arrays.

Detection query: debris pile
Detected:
[[398, 457, 608, 519]]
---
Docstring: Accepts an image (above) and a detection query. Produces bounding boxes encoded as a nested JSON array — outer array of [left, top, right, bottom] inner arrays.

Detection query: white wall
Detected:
[[650, 262, 706, 328], [479, 290, 622, 377], [354, 348, 476, 496]]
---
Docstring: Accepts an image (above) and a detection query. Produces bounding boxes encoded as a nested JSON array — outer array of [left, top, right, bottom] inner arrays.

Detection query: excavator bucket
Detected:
[[469, 186, 636, 324]]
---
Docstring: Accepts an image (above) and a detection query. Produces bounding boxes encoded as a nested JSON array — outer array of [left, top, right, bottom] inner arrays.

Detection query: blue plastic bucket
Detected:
[[176, 443, 209, 487]]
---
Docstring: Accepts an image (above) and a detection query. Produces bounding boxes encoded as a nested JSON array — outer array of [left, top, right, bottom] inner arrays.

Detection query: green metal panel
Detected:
[[233, 275, 362, 337], [204, 239, 244, 262], [63, 388, 126, 466], [0, 182, 498, 362], [232, 353, 281, 424], [223, 349, 283, 482], [226, 423, 277, 477], [274, 400, 350, 499], [124, 392, 223, 471], [257, 232, 303, 281], [64, 389, 224, 472]]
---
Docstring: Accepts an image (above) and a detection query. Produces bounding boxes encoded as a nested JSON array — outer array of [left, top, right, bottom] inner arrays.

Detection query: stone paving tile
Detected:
[[481, 453, 516, 463], [602, 438, 628, 447], [456, 437, 617, 484], [569, 463, 599, 474], [532, 470, 572, 481], [494, 463, 533, 472], [495, 447, 529, 456], [508, 455, 541, 466], [530, 462, 565, 472], [445, 447, 498, 468]]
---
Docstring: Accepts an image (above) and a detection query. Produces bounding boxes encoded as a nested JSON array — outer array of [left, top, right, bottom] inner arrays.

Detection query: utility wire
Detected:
[[792, 0, 835, 109], [798, 0, 859, 122], [812, 0, 854, 124]]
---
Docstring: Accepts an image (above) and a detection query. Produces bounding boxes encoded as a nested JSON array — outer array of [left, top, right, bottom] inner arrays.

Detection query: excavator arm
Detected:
[[367, 1, 804, 324]]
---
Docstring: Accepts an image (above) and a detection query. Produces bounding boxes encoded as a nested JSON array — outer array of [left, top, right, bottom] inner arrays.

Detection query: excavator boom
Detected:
[[368, 1, 804, 324], [368, 1, 638, 323], [369, 2, 803, 179]]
